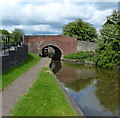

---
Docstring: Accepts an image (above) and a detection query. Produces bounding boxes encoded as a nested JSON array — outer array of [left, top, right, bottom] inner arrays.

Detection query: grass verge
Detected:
[[11, 67, 77, 116], [1, 52, 41, 90], [64, 51, 96, 62]]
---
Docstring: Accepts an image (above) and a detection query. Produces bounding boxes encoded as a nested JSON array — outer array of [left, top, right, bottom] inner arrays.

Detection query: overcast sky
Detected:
[[0, 0, 118, 35]]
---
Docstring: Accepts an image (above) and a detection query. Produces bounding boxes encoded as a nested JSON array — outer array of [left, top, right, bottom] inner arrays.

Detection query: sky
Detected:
[[0, 0, 119, 35]]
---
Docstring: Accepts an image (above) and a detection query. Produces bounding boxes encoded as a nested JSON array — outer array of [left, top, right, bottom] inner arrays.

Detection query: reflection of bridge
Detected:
[[49, 60, 63, 74], [24, 35, 77, 59]]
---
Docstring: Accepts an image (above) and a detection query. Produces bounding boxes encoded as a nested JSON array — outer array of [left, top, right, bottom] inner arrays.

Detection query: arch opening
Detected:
[[41, 45, 62, 60]]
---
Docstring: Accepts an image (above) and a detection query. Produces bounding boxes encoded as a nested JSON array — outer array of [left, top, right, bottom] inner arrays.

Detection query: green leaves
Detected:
[[95, 50, 120, 68], [62, 19, 97, 42], [0, 29, 24, 46], [104, 10, 120, 25], [11, 29, 24, 46], [0, 29, 9, 35], [96, 10, 120, 68]]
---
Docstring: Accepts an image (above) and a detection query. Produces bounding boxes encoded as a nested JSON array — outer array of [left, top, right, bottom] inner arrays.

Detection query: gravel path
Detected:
[[2, 58, 51, 116]]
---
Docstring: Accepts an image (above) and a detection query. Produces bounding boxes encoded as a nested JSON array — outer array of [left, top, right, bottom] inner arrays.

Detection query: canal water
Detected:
[[50, 60, 120, 117]]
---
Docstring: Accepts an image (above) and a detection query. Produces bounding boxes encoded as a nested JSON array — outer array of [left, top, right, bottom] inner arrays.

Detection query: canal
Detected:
[[50, 60, 120, 117]]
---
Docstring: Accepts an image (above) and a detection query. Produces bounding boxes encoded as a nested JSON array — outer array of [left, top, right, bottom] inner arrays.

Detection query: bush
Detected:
[[95, 50, 120, 68], [95, 10, 120, 68]]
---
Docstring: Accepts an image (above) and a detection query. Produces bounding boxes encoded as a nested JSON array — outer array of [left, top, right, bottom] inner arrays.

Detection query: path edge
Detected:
[[48, 66, 85, 117]]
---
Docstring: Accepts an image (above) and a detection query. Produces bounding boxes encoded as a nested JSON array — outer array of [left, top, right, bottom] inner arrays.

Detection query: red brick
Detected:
[[24, 35, 77, 56]]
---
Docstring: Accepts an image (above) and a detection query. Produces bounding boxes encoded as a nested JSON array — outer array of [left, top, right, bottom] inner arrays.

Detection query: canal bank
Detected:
[[11, 59, 79, 116], [49, 65, 85, 116], [50, 60, 120, 117], [3, 57, 84, 116]]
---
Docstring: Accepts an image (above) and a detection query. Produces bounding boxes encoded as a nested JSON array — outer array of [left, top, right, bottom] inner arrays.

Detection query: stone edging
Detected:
[[48, 66, 85, 117]]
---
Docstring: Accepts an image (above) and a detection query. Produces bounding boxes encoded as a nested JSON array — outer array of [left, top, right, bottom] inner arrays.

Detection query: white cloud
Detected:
[[0, 0, 117, 34], [0, 24, 61, 35], [88, 9, 113, 27]]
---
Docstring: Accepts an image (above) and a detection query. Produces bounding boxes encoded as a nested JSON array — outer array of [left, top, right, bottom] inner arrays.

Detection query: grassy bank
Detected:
[[11, 67, 77, 116], [64, 51, 120, 68], [64, 51, 95, 62], [1, 52, 41, 90]]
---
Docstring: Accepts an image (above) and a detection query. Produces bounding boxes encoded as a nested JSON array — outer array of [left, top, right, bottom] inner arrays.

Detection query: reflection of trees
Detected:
[[65, 77, 95, 92], [58, 62, 120, 114], [64, 62, 96, 70], [64, 62, 86, 69], [62, 62, 97, 92], [95, 68, 119, 114]]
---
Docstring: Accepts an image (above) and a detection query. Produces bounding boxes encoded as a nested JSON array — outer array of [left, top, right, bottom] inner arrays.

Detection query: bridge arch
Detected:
[[24, 35, 77, 58], [40, 44, 64, 60]]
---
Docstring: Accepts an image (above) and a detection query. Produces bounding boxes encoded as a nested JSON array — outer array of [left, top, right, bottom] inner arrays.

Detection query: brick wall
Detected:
[[24, 35, 77, 57]]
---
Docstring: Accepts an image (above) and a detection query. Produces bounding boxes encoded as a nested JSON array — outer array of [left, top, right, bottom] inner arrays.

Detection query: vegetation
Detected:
[[64, 51, 95, 62], [11, 67, 77, 116], [95, 10, 120, 68], [104, 10, 120, 25], [0, 29, 9, 35], [1, 52, 41, 90], [0, 29, 9, 46], [64, 10, 120, 68], [62, 19, 97, 42], [11, 29, 24, 46], [0, 29, 24, 47]]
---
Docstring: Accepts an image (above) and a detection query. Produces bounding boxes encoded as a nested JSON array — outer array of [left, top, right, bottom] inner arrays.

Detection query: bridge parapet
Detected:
[[24, 35, 77, 59]]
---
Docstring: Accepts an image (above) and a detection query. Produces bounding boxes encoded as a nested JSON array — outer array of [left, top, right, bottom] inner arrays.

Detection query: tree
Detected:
[[62, 19, 97, 42], [0, 29, 9, 35], [104, 10, 120, 25], [11, 29, 24, 46], [0, 29, 9, 46], [95, 10, 120, 68]]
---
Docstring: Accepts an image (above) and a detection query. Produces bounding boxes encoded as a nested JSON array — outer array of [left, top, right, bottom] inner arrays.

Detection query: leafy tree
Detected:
[[11, 29, 24, 46], [0, 29, 9, 46], [104, 10, 120, 25], [95, 10, 120, 68], [0, 29, 9, 35], [62, 19, 97, 42]]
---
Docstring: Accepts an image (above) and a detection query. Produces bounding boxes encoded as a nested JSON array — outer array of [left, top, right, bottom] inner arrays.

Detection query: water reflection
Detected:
[[95, 68, 119, 114], [50, 60, 120, 116], [58, 62, 98, 92], [49, 60, 62, 74]]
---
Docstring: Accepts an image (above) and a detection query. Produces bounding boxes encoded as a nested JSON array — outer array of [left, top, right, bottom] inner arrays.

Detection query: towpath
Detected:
[[2, 58, 51, 116]]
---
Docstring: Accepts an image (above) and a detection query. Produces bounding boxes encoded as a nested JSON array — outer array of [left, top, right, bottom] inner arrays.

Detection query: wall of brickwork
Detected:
[[24, 35, 77, 58]]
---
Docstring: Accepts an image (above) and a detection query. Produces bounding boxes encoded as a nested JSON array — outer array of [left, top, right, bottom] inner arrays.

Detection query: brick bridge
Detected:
[[24, 35, 77, 59]]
